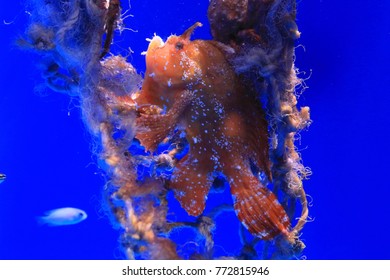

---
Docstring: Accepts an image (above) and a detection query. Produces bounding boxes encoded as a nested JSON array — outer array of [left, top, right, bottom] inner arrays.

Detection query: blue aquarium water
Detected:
[[0, 0, 389, 259]]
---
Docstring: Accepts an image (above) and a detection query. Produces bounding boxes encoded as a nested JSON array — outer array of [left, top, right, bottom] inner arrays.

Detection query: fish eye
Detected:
[[175, 42, 184, 50], [79, 213, 84, 217]]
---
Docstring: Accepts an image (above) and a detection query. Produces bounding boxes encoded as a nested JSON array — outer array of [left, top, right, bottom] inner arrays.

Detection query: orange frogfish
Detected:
[[135, 23, 290, 240]]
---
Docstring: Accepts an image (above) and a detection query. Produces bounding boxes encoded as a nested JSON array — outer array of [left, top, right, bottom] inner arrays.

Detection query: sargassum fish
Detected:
[[135, 23, 290, 240]]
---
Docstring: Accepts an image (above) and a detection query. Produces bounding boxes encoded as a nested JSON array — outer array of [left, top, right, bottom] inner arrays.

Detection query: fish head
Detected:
[[144, 22, 204, 90], [76, 209, 88, 222]]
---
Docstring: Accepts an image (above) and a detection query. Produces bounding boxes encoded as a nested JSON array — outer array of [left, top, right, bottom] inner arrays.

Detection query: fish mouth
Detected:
[[147, 35, 165, 52]]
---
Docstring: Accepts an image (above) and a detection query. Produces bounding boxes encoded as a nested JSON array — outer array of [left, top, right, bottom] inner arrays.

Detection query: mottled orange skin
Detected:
[[136, 23, 290, 240]]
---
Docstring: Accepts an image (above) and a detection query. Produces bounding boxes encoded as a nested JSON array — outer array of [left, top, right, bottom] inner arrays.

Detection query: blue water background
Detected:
[[0, 0, 389, 259]]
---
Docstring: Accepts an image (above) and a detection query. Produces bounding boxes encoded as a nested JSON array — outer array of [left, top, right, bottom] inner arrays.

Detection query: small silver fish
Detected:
[[37, 207, 87, 226], [0, 174, 6, 184]]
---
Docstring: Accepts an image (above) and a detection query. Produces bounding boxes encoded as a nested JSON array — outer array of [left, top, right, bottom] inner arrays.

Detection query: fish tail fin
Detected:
[[228, 168, 290, 240], [136, 113, 175, 152], [170, 156, 213, 216], [36, 216, 60, 227], [36, 216, 49, 226]]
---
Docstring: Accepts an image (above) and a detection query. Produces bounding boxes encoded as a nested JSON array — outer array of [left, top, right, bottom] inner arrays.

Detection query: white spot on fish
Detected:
[[37, 207, 87, 226]]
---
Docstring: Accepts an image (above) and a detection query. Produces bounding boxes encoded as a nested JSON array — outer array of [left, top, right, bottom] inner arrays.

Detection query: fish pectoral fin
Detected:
[[136, 113, 176, 152], [229, 169, 290, 240], [170, 156, 213, 216], [136, 89, 195, 152]]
